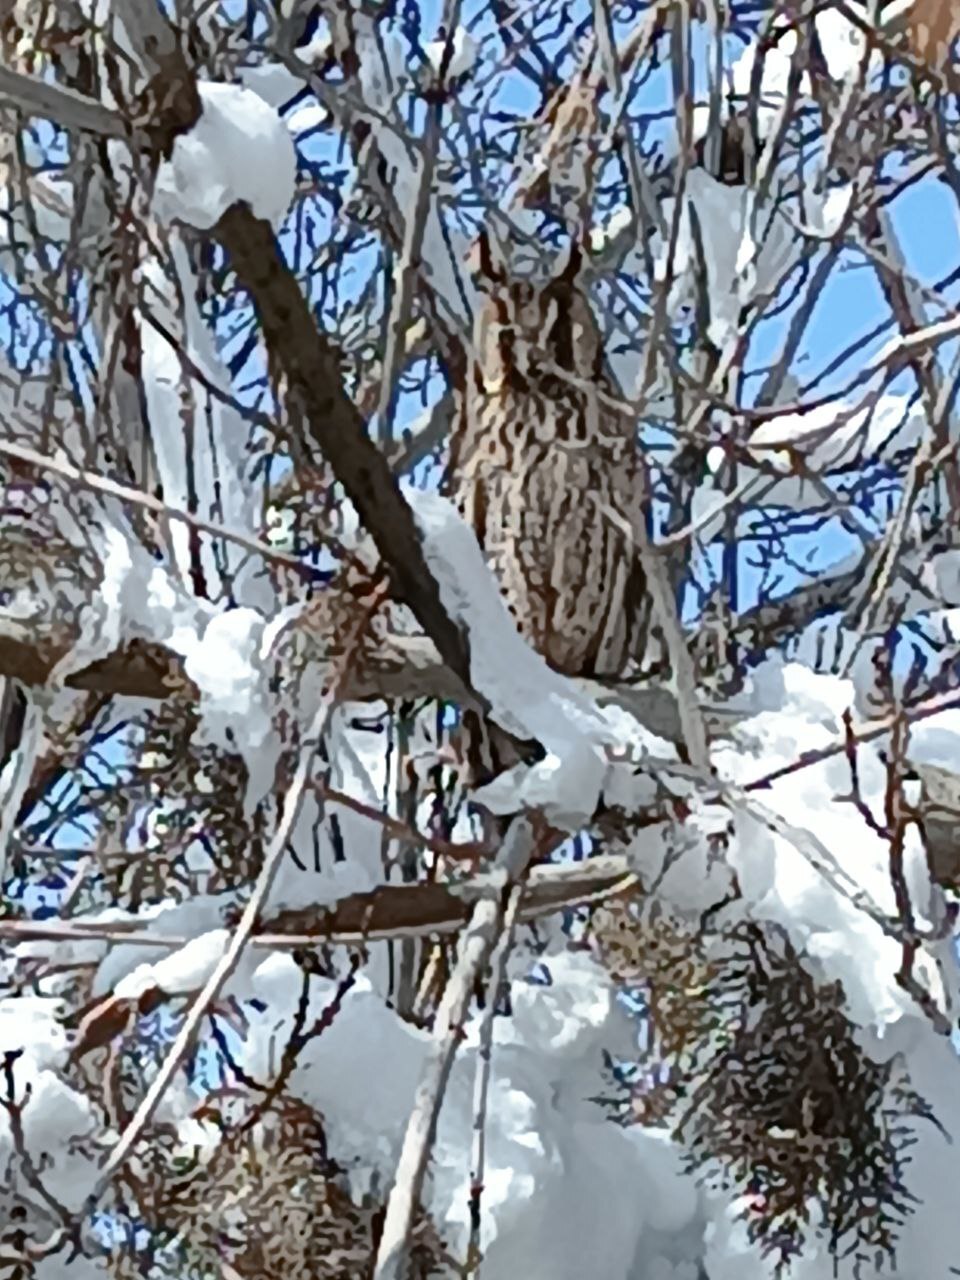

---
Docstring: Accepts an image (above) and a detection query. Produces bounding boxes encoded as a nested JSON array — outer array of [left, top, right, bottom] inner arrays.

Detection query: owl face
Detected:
[[472, 277, 539, 389], [467, 232, 603, 393], [497, 279, 555, 382]]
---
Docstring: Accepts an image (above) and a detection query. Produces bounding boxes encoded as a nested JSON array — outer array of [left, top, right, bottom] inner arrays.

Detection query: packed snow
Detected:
[[408, 488, 616, 830], [0, 9, 958, 1279], [153, 81, 296, 231]]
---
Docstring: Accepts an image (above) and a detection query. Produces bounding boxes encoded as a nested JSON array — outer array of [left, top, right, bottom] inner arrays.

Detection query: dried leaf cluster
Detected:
[[592, 899, 932, 1271]]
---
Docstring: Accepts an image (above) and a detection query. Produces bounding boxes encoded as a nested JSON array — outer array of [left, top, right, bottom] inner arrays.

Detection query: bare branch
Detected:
[[0, 65, 142, 141], [81, 579, 388, 1206], [373, 815, 539, 1280]]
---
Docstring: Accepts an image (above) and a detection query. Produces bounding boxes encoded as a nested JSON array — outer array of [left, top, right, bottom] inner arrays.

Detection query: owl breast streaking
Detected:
[[449, 236, 646, 679]]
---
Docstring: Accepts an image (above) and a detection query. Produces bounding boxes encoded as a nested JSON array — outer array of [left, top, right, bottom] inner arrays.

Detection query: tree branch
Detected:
[[0, 65, 142, 141], [48, 855, 639, 1059], [373, 815, 539, 1280], [211, 205, 475, 698]]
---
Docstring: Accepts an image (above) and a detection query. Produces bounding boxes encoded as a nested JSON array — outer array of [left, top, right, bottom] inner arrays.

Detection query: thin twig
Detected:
[[0, 437, 338, 582], [372, 815, 538, 1280], [374, 0, 462, 445], [742, 686, 960, 794], [1, 1053, 77, 1238], [465, 882, 522, 1273], [82, 578, 388, 1206], [597, 493, 711, 770]]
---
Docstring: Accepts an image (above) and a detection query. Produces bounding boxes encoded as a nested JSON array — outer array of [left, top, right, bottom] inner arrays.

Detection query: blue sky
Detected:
[[162, 2, 960, 529], [5, 3, 960, 881], [5, 11, 960, 1257]]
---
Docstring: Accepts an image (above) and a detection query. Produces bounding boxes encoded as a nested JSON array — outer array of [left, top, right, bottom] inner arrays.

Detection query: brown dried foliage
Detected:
[[111, 1091, 456, 1280], [592, 900, 931, 1271], [903, 0, 960, 71]]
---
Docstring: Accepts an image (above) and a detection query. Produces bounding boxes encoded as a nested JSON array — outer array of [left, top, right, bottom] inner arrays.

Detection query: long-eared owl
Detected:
[[449, 234, 646, 679]]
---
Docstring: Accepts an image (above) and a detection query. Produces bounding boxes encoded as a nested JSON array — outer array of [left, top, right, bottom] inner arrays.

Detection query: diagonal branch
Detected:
[[81, 578, 388, 1205], [372, 814, 540, 1280], [93, 0, 479, 711], [0, 64, 142, 140], [212, 206, 475, 695]]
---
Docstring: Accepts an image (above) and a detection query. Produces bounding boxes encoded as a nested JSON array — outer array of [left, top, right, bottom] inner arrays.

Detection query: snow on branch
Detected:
[[153, 81, 296, 232], [745, 390, 926, 478], [407, 489, 676, 830], [140, 81, 296, 608], [0, 996, 99, 1217]]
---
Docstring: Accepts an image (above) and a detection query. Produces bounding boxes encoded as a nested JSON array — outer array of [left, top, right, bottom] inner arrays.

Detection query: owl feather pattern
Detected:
[[450, 238, 646, 681]]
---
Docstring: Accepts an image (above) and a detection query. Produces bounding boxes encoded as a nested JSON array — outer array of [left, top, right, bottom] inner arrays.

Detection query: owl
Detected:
[[449, 234, 646, 680]]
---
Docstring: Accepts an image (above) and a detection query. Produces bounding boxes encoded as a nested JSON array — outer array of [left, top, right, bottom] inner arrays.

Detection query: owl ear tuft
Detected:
[[466, 228, 507, 287], [556, 237, 585, 284]]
